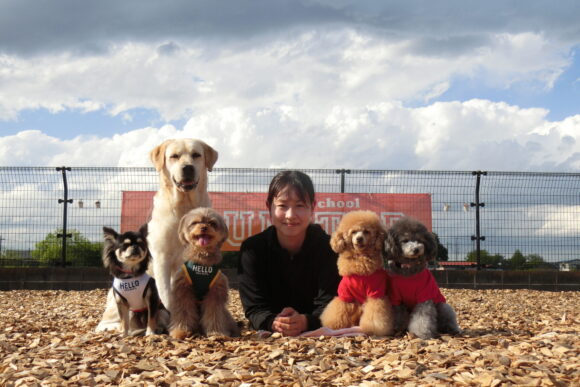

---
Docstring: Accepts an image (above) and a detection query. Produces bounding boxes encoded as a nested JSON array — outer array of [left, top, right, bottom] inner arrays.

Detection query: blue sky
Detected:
[[0, 107, 183, 140], [1, 0, 580, 171], [435, 46, 580, 121]]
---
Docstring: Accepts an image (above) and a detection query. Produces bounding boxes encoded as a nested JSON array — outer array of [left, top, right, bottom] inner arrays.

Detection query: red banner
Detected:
[[121, 192, 432, 251]]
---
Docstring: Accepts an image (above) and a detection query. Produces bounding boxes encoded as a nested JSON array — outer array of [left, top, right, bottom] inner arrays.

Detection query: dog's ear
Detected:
[[102, 227, 118, 268], [201, 141, 219, 172], [384, 228, 401, 259], [103, 227, 118, 242], [374, 227, 387, 251], [218, 216, 229, 246], [177, 214, 190, 245], [425, 232, 438, 261], [149, 140, 170, 172], [330, 230, 347, 254], [138, 223, 148, 238]]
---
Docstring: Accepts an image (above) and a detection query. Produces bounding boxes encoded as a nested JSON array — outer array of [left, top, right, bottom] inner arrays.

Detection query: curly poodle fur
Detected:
[[320, 211, 394, 336], [384, 217, 460, 339]]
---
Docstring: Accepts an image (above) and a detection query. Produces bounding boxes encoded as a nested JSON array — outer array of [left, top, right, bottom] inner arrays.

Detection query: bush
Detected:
[[466, 249, 505, 267], [31, 229, 103, 267]]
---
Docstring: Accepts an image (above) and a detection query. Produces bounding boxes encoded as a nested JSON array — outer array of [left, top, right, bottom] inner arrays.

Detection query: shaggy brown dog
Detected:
[[385, 217, 460, 339], [169, 207, 240, 339], [320, 210, 394, 336]]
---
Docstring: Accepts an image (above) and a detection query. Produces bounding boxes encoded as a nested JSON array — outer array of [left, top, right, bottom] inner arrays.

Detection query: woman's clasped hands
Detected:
[[271, 307, 308, 336]]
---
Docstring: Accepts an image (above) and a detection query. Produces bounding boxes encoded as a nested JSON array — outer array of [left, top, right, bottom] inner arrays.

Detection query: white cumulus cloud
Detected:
[[3, 100, 578, 172]]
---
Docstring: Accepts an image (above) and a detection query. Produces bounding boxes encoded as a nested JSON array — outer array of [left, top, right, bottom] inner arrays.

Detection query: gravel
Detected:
[[0, 288, 578, 386]]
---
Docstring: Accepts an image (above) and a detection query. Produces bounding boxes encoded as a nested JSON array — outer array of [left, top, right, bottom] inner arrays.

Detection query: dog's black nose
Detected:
[[182, 165, 195, 178], [201, 225, 208, 232]]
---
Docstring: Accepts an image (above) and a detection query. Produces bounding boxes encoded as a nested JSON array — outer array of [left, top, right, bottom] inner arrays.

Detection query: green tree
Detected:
[[1, 250, 26, 259], [526, 254, 544, 265], [524, 254, 551, 269], [32, 229, 102, 267], [466, 249, 504, 266], [0, 249, 35, 267], [508, 249, 526, 270], [432, 233, 448, 261]]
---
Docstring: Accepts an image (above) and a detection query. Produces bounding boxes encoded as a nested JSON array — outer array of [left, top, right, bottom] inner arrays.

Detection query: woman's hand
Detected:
[[272, 307, 308, 336]]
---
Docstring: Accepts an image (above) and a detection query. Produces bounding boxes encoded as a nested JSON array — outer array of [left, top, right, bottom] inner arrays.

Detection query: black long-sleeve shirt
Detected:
[[237, 224, 340, 331]]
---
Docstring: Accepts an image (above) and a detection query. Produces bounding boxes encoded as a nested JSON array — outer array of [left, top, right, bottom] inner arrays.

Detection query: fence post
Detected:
[[56, 167, 72, 267], [470, 170, 487, 270], [335, 169, 351, 193]]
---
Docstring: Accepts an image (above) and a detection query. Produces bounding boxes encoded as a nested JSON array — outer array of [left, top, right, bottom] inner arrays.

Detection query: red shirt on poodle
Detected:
[[388, 268, 446, 309], [384, 217, 460, 339], [338, 269, 389, 304]]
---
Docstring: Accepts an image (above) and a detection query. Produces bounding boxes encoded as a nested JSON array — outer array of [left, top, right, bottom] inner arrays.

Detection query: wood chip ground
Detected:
[[1, 289, 578, 386]]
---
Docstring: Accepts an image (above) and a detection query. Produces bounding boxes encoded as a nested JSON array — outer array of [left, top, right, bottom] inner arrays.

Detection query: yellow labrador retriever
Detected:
[[96, 138, 218, 332], [148, 138, 218, 307]]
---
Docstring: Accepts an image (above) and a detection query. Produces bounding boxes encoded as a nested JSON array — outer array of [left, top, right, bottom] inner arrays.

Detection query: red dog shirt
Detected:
[[388, 268, 446, 309], [337, 269, 389, 304]]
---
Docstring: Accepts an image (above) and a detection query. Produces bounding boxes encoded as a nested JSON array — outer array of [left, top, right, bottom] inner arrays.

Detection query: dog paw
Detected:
[[170, 328, 190, 340], [204, 330, 230, 338], [441, 325, 462, 336], [229, 326, 241, 338], [129, 328, 146, 337], [408, 319, 437, 339], [414, 331, 437, 340]]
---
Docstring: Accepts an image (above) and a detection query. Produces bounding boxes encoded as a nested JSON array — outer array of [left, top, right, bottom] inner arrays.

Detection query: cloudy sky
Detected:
[[1, 0, 579, 171]]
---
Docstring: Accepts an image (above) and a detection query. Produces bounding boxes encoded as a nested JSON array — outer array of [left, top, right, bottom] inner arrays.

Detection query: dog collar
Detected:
[[114, 267, 137, 278]]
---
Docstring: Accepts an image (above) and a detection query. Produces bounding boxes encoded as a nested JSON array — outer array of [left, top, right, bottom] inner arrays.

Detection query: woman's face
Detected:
[[270, 186, 314, 240]]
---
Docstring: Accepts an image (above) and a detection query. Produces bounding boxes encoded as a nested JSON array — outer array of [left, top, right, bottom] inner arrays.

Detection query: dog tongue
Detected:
[[199, 236, 211, 246]]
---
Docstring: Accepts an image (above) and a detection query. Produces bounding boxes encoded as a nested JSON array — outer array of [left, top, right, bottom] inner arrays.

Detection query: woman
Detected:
[[238, 170, 340, 336]]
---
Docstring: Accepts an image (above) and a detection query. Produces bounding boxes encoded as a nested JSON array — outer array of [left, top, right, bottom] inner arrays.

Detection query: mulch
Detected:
[[0, 288, 578, 386]]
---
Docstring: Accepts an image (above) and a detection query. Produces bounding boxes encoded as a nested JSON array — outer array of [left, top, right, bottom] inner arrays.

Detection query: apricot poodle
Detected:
[[320, 210, 394, 336]]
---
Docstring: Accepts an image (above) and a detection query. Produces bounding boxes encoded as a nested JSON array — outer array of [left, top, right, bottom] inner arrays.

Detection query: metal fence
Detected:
[[1, 167, 579, 268]]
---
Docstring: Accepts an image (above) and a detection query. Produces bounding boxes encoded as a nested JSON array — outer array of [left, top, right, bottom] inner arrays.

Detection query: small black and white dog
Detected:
[[384, 217, 460, 339], [102, 224, 168, 336]]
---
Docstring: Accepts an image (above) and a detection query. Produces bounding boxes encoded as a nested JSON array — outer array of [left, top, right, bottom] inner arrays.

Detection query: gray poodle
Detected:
[[384, 217, 460, 339]]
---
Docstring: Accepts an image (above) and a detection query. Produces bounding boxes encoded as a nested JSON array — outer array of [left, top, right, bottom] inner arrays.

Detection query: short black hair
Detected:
[[266, 170, 315, 209]]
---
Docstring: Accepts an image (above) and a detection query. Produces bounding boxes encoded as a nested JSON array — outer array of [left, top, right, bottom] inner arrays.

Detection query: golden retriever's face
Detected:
[[178, 208, 228, 250], [150, 138, 218, 193]]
